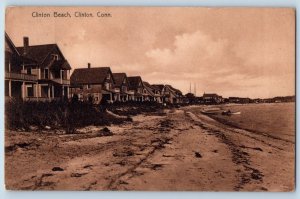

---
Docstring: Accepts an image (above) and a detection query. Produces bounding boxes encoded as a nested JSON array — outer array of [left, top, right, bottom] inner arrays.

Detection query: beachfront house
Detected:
[[203, 93, 223, 104], [150, 84, 164, 103], [70, 64, 115, 104], [142, 81, 157, 102], [163, 85, 183, 104], [5, 33, 71, 101], [127, 76, 145, 101], [112, 73, 132, 102], [143, 82, 164, 103], [5, 33, 37, 100]]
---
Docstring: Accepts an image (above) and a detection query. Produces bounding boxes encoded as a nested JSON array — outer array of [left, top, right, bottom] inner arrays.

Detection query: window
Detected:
[[27, 68, 31, 75], [44, 69, 49, 79], [51, 54, 59, 60], [106, 74, 110, 80], [27, 86, 34, 97], [87, 84, 91, 89]]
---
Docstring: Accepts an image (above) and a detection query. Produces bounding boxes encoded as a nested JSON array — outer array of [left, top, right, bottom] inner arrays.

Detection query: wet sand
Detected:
[[5, 106, 295, 191]]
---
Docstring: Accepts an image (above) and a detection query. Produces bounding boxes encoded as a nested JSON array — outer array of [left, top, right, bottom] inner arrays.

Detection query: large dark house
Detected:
[[70, 64, 115, 104], [5, 33, 71, 101]]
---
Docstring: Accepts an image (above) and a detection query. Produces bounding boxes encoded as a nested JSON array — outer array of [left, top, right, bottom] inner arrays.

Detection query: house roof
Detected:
[[165, 84, 183, 95], [5, 33, 37, 65], [71, 67, 112, 86], [128, 76, 143, 90], [142, 81, 155, 96], [112, 73, 127, 87], [203, 93, 219, 97], [151, 84, 165, 91], [50, 60, 71, 70], [17, 44, 59, 64], [5, 32, 20, 56], [142, 81, 152, 88]]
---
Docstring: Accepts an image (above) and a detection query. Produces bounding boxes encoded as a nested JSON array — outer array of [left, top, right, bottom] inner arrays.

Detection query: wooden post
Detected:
[[36, 82, 38, 100], [48, 85, 51, 99], [52, 85, 55, 99], [8, 80, 11, 97], [62, 86, 65, 98], [22, 82, 25, 99]]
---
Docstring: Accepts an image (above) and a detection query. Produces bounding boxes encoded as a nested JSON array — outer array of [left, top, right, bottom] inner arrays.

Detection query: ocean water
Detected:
[[204, 103, 295, 143]]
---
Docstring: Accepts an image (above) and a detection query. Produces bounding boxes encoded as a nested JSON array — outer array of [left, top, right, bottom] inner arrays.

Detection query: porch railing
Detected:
[[5, 72, 37, 81]]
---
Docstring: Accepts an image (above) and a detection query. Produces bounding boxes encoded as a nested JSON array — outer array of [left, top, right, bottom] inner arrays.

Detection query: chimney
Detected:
[[88, 63, 91, 69], [23, 37, 29, 55]]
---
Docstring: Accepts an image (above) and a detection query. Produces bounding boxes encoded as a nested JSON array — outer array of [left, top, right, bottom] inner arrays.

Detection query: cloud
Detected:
[[6, 7, 295, 98]]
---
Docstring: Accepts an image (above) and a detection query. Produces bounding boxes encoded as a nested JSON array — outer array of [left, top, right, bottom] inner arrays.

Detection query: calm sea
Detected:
[[203, 103, 295, 142]]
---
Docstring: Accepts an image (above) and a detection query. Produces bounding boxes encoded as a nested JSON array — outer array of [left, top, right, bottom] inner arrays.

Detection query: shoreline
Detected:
[[5, 106, 295, 191], [205, 114, 295, 144]]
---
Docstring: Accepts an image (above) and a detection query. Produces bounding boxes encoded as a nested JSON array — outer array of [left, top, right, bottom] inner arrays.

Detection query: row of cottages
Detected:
[[70, 64, 183, 104], [5, 33, 71, 101]]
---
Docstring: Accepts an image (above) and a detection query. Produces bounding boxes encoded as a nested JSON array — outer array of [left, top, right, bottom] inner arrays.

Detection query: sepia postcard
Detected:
[[4, 7, 295, 191]]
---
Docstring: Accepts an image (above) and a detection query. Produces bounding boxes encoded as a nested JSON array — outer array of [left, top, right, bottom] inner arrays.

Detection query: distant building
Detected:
[[228, 97, 250, 104], [203, 93, 222, 104], [184, 93, 196, 104]]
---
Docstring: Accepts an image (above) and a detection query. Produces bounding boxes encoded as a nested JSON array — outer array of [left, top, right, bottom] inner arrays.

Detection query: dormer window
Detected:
[[51, 54, 59, 60]]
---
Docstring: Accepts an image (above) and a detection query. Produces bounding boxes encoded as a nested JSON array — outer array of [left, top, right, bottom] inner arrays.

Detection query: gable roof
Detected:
[[142, 81, 155, 96], [50, 60, 71, 70], [112, 73, 127, 87], [16, 43, 67, 67], [5, 32, 20, 56], [127, 76, 143, 90], [151, 84, 165, 91], [71, 67, 112, 86], [17, 44, 56, 63], [142, 81, 152, 88], [165, 84, 183, 95]]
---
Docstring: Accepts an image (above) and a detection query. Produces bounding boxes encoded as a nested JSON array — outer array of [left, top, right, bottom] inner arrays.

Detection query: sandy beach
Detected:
[[5, 106, 295, 191]]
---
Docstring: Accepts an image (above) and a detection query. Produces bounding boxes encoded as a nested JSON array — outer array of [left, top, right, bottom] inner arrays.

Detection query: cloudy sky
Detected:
[[6, 7, 295, 98]]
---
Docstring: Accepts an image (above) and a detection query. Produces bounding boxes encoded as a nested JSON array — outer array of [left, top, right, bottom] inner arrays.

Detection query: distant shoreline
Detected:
[[203, 113, 294, 144]]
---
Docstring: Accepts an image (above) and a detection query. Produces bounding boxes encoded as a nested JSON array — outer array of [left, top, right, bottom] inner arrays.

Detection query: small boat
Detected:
[[201, 108, 222, 115], [222, 110, 241, 115]]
